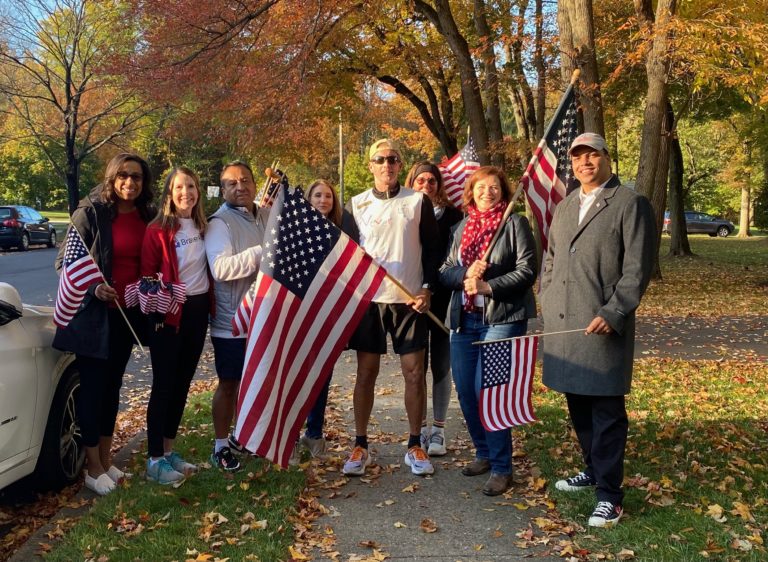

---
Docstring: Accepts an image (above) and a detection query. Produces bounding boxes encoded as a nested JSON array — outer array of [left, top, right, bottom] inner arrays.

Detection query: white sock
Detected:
[[148, 457, 161, 466], [214, 439, 228, 453]]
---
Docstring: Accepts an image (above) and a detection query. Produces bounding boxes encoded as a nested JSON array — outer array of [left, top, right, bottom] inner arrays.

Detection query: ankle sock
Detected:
[[354, 435, 368, 449], [214, 438, 228, 453], [407, 434, 421, 448]]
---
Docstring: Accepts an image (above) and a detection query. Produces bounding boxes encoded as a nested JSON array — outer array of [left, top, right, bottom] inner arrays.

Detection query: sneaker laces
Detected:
[[409, 446, 429, 461], [569, 471, 592, 484], [348, 446, 366, 463], [592, 501, 615, 518], [157, 457, 175, 474]]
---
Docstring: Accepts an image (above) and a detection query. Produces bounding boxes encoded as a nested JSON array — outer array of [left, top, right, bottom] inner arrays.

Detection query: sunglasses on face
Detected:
[[415, 177, 437, 186], [115, 172, 143, 182], [370, 155, 401, 165]]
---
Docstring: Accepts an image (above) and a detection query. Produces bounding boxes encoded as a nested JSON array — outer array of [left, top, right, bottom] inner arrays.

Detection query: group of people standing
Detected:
[[53, 131, 655, 530]]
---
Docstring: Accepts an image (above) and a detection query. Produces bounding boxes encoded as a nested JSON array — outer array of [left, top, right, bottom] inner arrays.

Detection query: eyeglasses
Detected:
[[415, 177, 437, 186], [115, 172, 143, 182], [370, 155, 401, 165]]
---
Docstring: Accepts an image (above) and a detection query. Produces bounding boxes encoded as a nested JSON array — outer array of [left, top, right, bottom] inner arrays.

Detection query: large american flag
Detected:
[[53, 227, 103, 328], [519, 84, 579, 252], [438, 138, 480, 209], [479, 335, 539, 431], [234, 186, 387, 467]]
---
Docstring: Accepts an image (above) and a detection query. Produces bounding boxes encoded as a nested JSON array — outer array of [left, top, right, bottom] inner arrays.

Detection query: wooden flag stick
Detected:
[[385, 273, 450, 335], [472, 328, 587, 345]]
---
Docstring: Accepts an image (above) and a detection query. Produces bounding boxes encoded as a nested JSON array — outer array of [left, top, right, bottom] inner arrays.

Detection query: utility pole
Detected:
[[337, 107, 345, 205]]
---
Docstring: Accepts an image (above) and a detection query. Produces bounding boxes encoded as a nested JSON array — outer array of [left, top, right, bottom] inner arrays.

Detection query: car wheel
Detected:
[[717, 226, 730, 238], [34, 367, 85, 490], [19, 232, 30, 251], [47, 229, 57, 248]]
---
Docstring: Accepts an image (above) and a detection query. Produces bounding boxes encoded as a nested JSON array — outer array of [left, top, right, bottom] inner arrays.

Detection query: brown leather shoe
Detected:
[[461, 458, 491, 477], [482, 472, 512, 496]]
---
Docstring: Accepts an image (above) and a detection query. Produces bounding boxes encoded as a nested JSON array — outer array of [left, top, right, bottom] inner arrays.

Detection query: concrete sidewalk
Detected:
[[305, 350, 562, 561]]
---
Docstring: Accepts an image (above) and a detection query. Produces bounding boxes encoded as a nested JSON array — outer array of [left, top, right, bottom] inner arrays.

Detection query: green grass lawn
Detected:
[[520, 358, 767, 561], [41, 210, 70, 223], [643, 235, 768, 316], [44, 393, 307, 562]]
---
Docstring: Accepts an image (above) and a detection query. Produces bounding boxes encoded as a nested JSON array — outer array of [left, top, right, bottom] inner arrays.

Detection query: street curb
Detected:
[[7, 431, 147, 562]]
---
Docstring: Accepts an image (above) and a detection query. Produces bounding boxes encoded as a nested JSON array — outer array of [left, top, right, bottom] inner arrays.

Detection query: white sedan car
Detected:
[[0, 282, 84, 491]]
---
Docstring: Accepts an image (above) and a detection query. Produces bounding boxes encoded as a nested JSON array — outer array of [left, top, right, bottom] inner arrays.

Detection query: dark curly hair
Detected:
[[94, 153, 155, 221]]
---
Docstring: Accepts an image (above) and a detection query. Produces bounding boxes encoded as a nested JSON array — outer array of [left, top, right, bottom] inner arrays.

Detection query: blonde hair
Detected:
[[151, 167, 207, 234], [306, 179, 343, 227]]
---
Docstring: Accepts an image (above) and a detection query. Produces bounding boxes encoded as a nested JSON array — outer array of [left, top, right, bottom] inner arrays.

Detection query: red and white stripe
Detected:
[[439, 153, 479, 210], [480, 335, 538, 431], [520, 141, 566, 253], [53, 232, 103, 328], [234, 235, 386, 467]]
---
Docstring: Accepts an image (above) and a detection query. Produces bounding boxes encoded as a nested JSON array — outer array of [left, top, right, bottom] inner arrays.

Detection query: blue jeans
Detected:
[[450, 313, 528, 475], [305, 373, 333, 439]]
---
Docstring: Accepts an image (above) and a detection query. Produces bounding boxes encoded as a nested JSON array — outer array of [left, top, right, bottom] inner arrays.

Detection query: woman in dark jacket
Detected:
[[404, 161, 463, 456], [297, 179, 359, 459], [439, 166, 536, 496], [54, 153, 154, 495]]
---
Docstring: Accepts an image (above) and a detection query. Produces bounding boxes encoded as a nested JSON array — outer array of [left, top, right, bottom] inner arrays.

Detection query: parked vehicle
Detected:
[[0, 283, 83, 491], [0, 205, 57, 251], [663, 210, 734, 237]]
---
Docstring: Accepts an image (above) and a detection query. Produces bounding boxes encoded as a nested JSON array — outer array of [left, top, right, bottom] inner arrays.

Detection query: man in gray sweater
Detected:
[[205, 161, 269, 472]]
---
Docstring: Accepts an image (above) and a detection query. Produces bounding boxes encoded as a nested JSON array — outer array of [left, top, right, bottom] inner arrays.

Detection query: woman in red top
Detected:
[[54, 153, 154, 496], [141, 167, 211, 484]]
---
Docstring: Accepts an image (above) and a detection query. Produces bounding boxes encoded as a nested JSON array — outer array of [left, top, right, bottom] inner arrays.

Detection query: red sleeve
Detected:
[[141, 225, 163, 277]]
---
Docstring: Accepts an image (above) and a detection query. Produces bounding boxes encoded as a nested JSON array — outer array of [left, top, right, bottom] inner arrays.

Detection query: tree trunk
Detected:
[[415, 0, 490, 164], [557, 1, 576, 84], [564, 0, 605, 136], [634, 0, 677, 201], [474, 0, 504, 166], [534, 0, 546, 139], [668, 133, 693, 256], [737, 141, 752, 237], [648, 101, 673, 279]]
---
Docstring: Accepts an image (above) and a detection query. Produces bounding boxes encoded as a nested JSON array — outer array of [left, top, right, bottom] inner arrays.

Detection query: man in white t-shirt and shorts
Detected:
[[343, 139, 442, 477]]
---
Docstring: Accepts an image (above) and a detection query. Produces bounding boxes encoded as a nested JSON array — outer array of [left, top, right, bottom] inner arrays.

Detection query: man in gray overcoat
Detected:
[[540, 133, 656, 528]]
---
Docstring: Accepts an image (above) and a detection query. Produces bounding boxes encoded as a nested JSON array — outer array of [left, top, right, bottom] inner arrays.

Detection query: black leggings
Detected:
[[77, 307, 142, 447], [146, 293, 209, 457]]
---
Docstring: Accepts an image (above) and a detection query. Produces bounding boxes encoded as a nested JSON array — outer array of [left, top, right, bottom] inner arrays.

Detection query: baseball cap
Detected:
[[369, 138, 401, 160], [568, 132, 609, 156]]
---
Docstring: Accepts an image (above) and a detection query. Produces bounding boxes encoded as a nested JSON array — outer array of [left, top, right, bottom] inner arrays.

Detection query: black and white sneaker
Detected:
[[588, 501, 623, 527], [555, 471, 596, 492], [210, 446, 241, 472], [228, 434, 248, 454]]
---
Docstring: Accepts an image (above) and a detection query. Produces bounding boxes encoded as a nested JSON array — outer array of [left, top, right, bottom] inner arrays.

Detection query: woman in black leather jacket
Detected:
[[439, 166, 536, 497]]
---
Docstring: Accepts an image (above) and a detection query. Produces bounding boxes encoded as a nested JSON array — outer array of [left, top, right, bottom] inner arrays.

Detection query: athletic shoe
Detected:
[[300, 435, 327, 458], [210, 446, 241, 472], [427, 431, 447, 456], [166, 452, 198, 475], [84, 471, 116, 495], [106, 465, 130, 483], [588, 501, 623, 527], [420, 428, 430, 450], [555, 471, 596, 492], [404, 446, 434, 476], [342, 446, 371, 476], [146, 457, 185, 485], [228, 434, 249, 455]]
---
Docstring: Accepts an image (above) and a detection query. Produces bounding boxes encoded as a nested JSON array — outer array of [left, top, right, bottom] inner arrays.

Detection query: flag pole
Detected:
[[472, 327, 587, 345], [384, 273, 450, 335], [70, 226, 146, 354], [257, 161, 279, 206], [480, 69, 581, 263], [260, 167, 284, 207]]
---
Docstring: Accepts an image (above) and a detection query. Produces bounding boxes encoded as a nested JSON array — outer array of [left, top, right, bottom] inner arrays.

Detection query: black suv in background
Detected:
[[663, 210, 735, 237], [0, 205, 58, 251]]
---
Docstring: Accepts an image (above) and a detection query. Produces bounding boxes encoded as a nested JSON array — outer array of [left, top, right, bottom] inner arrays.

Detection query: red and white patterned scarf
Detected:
[[459, 201, 505, 312]]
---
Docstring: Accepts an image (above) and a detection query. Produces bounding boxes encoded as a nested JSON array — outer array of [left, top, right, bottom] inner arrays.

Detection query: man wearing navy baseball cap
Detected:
[[540, 132, 656, 527]]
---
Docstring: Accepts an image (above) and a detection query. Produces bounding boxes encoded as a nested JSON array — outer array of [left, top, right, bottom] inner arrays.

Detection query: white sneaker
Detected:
[[404, 446, 434, 476], [85, 471, 116, 495], [427, 430, 447, 456], [106, 465, 131, 483], [420, 428, 430, 450], [342, 446, 371, 476]]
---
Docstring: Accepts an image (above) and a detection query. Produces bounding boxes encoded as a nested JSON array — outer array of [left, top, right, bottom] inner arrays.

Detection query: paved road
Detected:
[[0, 246, 60, 305]]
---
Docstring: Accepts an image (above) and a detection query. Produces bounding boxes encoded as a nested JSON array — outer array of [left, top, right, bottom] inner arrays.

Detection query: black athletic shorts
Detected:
[[348, 302, 427, 355]]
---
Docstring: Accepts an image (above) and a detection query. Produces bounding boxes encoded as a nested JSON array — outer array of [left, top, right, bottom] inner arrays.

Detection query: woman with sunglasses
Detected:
[[140, 167, 214, 484], [404, 161, 463, 456], [298, 179, 359, 458], [54, 153, 154, 495]]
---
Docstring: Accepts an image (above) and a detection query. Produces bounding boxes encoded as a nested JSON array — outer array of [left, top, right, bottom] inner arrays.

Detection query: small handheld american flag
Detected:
[[479, 335, 539, 431], [54, 227, 103, 328]]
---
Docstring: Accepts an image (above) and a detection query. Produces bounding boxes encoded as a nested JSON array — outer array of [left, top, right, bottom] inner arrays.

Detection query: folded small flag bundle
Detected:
[[125, 274, 186, 316]]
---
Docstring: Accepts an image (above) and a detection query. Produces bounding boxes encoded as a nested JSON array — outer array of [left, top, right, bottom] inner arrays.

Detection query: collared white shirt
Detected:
[[578, 179, 610, 224]]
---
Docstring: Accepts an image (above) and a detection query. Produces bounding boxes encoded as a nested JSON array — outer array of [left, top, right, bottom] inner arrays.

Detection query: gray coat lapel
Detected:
[[568, 175, 621, 244]]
